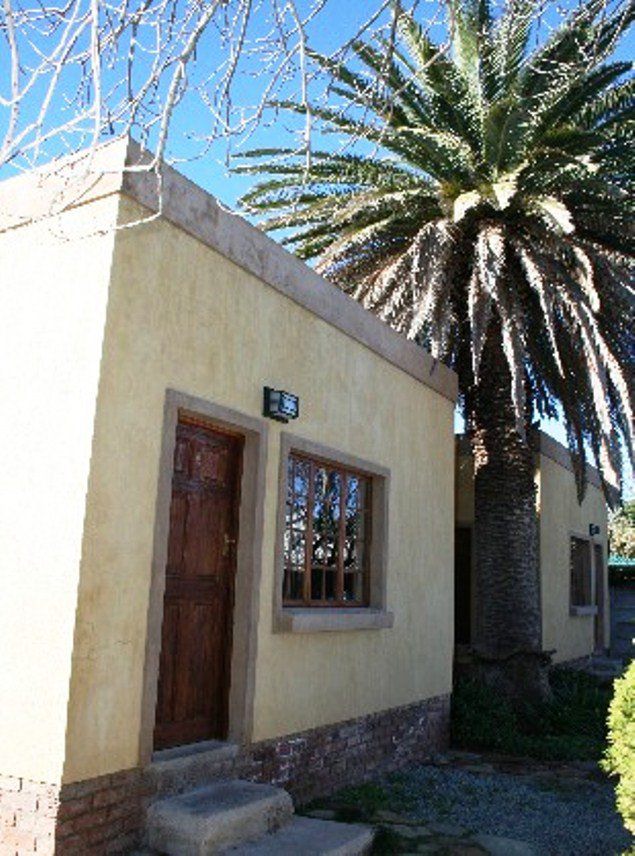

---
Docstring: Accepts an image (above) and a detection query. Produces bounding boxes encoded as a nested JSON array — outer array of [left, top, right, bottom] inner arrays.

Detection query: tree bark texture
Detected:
[[469, 328, 552, 704]]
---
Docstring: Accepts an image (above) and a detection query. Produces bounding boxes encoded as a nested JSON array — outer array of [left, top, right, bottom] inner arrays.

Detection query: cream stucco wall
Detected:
[[538, 454, 609, 664], [454, 444, 609, 664], [0, 197, 119, 785], [61, 194, 455, 784]]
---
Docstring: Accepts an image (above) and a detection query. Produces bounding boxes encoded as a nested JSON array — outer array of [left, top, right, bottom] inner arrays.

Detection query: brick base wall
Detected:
[[1, 693, 450, 854], [246, 694, 450, 804], [54, 770, 145, 855], [0, 770, 146, 856]]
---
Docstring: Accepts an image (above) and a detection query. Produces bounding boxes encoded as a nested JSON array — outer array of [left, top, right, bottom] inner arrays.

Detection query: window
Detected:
[[283, 452, 372, 607], [570, 536, 592, 608]]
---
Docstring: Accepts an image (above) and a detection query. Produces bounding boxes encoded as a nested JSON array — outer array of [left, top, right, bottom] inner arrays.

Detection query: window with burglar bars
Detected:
[[283, 452, 372, 607], [570, 536, 593, 607]]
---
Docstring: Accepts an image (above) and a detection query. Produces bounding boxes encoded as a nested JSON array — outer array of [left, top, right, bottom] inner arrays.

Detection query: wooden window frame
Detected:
[[283, 451, 373, 608], [569, 533, 598, 616], [274, 433, 393, 633]]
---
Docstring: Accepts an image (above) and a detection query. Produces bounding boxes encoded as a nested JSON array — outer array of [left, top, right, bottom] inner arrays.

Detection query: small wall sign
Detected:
[[263, 387, 300, 423], [589, 523, 600, 537]]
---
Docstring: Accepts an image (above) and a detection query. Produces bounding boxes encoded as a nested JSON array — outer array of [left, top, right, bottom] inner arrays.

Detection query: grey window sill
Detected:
[[276, 608, 394, 633], [569, 605, 598, 617]]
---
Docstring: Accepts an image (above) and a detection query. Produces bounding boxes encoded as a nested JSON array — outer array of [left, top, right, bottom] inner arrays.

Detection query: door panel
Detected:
[[455, 527, 472, 645], [154, 417, 243, 750]]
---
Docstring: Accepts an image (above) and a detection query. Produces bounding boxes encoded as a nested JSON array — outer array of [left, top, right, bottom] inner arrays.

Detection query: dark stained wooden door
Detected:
[[154, 417, 243, 750], [455, 527, 472, 645]]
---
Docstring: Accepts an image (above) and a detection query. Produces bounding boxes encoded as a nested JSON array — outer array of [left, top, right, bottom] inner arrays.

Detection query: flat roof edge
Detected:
[[537, 432, 608, 494], [119, 141, 458, 404], [0, 138, 128, 231], [456, 431, 611, 495]]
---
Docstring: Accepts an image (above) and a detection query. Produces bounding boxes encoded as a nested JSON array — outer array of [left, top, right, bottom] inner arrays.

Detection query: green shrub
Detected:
[[602, 661, 635, 835], [451, 679, 518, 751], [452, 669, 611, 762]]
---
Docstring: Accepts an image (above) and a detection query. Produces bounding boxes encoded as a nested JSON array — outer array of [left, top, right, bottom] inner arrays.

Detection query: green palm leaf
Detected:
[[235, 0, 634, 499]]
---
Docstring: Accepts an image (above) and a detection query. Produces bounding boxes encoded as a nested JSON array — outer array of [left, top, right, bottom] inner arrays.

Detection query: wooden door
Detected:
[[455, 527, 472, 645], [154, 417, 243, 750], [594, 544, 606, 653]]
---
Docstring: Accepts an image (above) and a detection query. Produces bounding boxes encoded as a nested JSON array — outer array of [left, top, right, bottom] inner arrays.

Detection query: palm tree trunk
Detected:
[[468, 329, 552, 705]]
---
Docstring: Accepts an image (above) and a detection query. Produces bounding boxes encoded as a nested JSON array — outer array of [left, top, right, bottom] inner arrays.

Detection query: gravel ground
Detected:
[[386, 764, 631, 856]]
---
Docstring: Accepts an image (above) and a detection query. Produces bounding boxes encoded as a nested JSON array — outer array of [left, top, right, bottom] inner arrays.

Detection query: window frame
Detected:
[[273, 433, 393, 633], [569, 532, 599, 617], [283, 450, 373, 609]]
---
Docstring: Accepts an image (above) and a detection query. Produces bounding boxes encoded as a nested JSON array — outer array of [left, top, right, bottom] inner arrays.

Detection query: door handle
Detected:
[[223, 533, 237, 557]]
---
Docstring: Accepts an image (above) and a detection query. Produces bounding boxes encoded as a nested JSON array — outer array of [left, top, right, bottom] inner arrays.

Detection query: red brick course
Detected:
[[0, 693, 450, 854], [0, 770, 144, 856], [246, 693, 451, 803]]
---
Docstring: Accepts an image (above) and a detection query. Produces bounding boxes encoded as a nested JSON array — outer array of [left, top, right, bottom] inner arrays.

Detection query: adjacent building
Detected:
[[455, 434, 610, 666]]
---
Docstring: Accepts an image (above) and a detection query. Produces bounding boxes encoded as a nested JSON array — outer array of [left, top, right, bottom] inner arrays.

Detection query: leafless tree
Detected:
[[0, 1, 594, 221], [0, 0, 435, 176]]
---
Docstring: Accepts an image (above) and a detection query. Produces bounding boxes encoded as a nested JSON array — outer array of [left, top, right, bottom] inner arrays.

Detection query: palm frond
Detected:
[[235, 0, 634, 496]]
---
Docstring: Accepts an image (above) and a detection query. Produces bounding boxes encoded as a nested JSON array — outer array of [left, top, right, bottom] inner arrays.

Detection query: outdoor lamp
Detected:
[[263, 386, 300, 423]]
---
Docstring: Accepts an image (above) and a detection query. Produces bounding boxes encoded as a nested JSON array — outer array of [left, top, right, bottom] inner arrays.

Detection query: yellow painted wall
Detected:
[[454, 446, 609, 664], [61, 195, 455, 784], [0, 198, 119, 785], [538, 454, 609, 663]]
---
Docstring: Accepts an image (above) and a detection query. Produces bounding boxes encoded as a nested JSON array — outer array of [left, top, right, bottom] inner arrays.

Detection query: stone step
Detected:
[[222, 816, 374, 855], [148, 740, 240, 796], [146, 780, 294, 855]]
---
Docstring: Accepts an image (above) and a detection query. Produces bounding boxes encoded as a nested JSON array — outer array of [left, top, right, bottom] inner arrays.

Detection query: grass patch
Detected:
[[451, 668, 612, 761], [301, 773, 418, 824], [371, 826, 411, 854]]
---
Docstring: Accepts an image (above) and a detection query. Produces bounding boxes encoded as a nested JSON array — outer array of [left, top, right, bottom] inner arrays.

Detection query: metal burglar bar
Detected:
[[283, 452, 372, 607]]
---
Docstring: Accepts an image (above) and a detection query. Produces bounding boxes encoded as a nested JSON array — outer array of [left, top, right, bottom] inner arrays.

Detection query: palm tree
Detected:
[[236, 0, 635, 702]]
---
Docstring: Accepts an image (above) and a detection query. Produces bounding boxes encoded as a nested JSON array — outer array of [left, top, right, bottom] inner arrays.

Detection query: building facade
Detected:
[[0, 140, 457, 854]]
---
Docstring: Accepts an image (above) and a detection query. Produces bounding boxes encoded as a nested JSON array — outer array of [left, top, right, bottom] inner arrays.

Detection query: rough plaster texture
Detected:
[[455, 440, 609, 664], [58, 192, 455, 784], [538, 453, 609, 663], [0, 196, 119, 785]]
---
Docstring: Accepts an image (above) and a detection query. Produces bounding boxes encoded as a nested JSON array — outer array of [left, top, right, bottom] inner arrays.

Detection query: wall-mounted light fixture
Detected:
[[263, 387, 300, 423], [589, 523, 600, 537]]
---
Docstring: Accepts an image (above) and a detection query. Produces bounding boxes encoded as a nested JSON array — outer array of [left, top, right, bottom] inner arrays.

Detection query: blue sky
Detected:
[[163, 1, 633, 498], [169, 0, 634, 205], [1, 0, 632, 496]]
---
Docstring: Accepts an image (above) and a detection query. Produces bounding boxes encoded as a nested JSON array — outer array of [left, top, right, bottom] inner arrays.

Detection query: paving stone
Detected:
[[224, 816, 373, 855], [471, 833, 538, 855], [446, 846, 487, 855], [429, 821, 468, 836], [374, 809, 420, 825], [305, 809, 338, 820], [389, 824, 432, 839]]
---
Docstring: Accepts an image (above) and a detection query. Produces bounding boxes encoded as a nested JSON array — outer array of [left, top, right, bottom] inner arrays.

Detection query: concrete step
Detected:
[[222, 816, 373, 855], [588, 656, 625, 676], [148, 740, 240, 796], [146, 780, 294, 855]]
